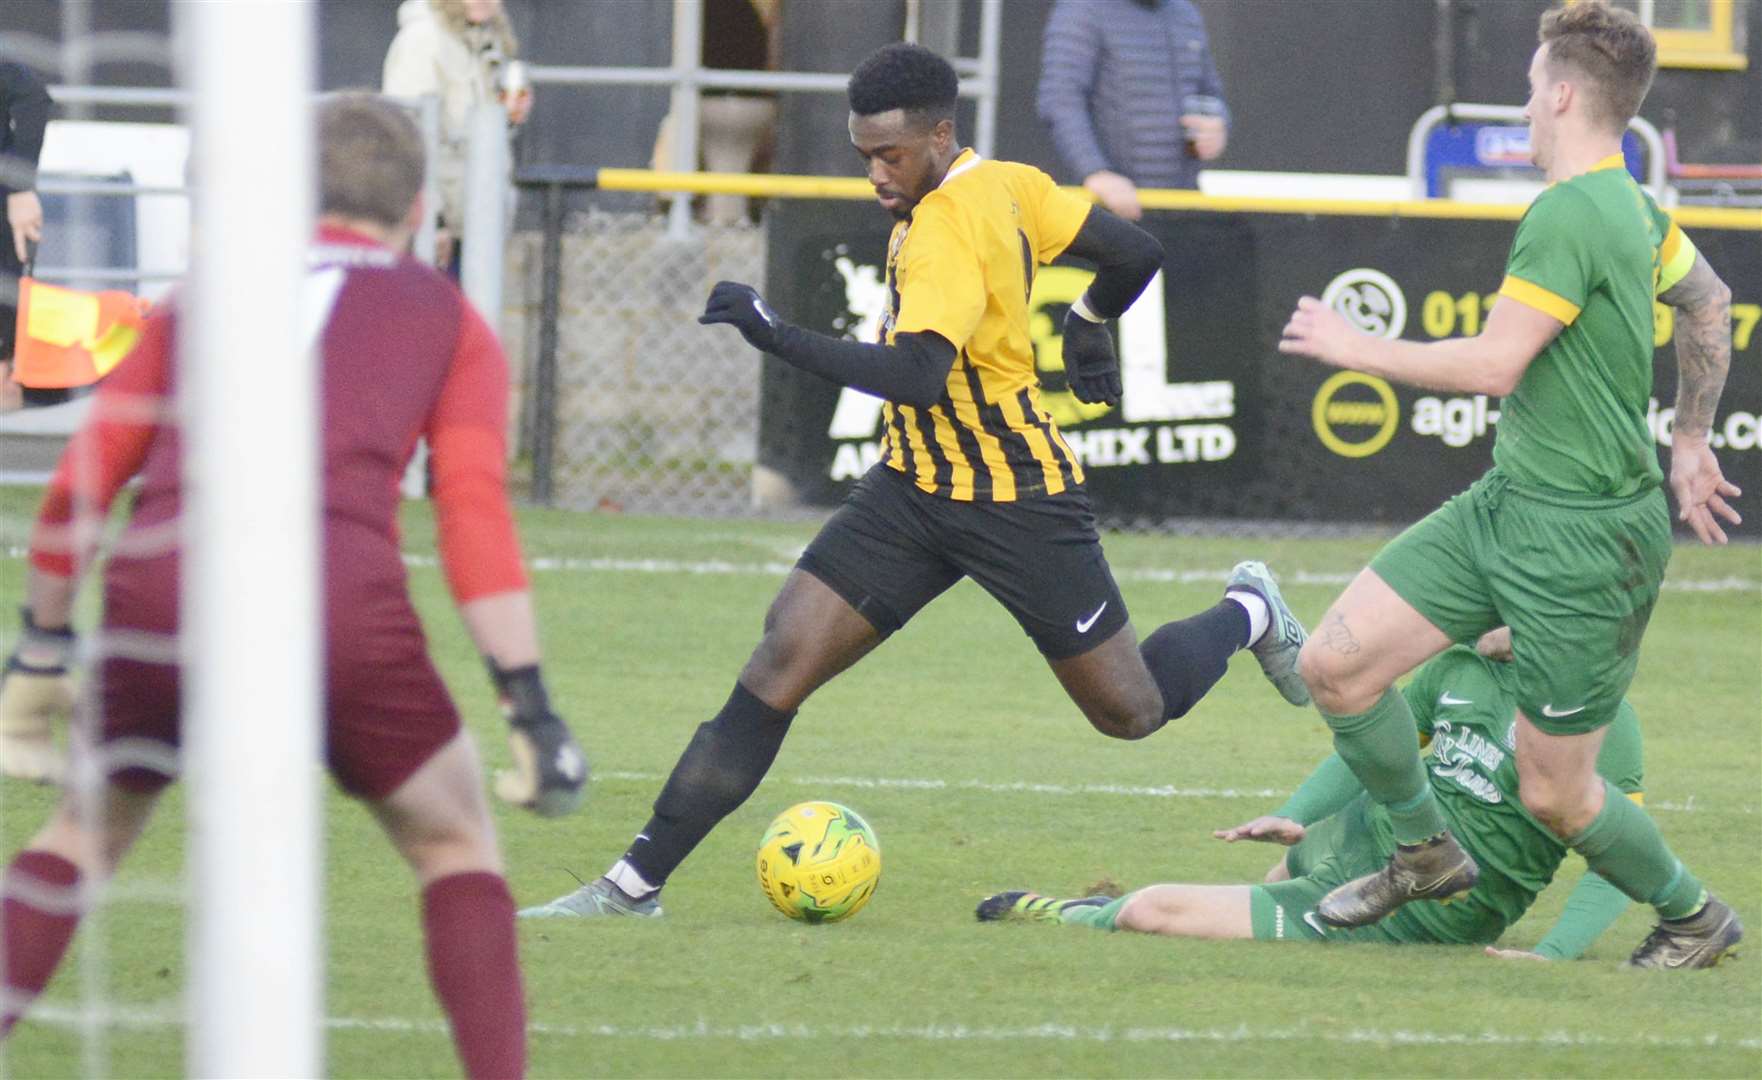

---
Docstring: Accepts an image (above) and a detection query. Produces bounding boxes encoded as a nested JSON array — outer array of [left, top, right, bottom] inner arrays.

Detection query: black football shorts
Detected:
[[797, 464, 1129, 659]]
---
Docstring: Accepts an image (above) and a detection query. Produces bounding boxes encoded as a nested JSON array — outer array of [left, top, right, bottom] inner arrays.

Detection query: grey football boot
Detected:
[[1226, 560, 1311, 706], [1311, 831, 1480, 929], [517, 876, 662, 919], [1626, 894, 1744, 970]]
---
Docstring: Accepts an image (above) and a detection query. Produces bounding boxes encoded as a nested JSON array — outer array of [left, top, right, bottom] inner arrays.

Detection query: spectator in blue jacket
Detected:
[[1037, 0, 1228, 220]]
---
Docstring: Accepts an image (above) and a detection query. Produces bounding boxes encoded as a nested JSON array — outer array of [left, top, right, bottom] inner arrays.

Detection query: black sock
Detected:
[[1139, 601, 1250, 722], [623, 682, 795, 888]]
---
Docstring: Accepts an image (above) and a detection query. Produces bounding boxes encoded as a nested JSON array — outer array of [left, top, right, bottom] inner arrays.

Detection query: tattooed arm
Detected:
[[1664, 253, 1733, 437], [1659, 253, 1741, 545]]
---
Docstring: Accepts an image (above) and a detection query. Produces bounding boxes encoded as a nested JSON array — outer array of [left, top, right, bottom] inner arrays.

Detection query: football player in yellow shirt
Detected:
[[523, 43, 1306, 920]]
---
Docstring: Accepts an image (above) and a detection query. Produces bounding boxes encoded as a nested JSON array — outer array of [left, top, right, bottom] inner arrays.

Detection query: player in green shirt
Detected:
[[978, 629, 1637, 959], [1275, 0, 1740, 968]]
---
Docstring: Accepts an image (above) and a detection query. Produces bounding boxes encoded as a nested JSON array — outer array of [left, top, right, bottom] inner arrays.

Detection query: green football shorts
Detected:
[[1369, 468, 1671, 735]]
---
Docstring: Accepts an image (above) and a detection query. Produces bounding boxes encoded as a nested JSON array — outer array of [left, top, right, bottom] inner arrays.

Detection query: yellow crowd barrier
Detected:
[[590, 167, 1762, 231]]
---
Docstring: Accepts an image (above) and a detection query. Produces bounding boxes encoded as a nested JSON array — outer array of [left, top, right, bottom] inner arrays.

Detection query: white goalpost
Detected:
[[178, 1, 321, 1075]]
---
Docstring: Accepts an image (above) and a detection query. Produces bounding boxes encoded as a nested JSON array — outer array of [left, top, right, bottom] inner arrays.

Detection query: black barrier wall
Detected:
[[759, 201, 1762, 537]]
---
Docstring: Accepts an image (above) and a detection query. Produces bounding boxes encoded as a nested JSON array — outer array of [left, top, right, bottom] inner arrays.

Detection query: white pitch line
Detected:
[[3, 544, 1758, 593], [26, 1002, 1762, 1052], [594, 769, 1283, 800], [390, 552, 1762, 594], [587, 769, 1742, 813]]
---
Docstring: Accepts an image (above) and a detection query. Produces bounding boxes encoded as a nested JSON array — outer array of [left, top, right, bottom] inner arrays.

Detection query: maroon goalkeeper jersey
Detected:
[[30, 224, 527, 606]]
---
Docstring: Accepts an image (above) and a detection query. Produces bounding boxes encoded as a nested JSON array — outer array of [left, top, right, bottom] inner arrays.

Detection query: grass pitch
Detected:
[[2, 494, 1758, 1078]]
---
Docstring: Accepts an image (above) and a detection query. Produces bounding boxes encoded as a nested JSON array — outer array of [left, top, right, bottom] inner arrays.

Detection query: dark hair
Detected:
[[317, 92, 426, 228], [1539, 0, 1656, 131], [847, 42, 958, 126]]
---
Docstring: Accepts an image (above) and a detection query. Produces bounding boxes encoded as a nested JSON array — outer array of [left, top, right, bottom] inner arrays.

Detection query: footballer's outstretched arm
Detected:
[[699, 281, 957, 407], [766, 326, 956, 408], [1279, 292, 1560, 396]]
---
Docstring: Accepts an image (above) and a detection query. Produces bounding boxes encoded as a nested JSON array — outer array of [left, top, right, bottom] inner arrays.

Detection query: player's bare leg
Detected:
[[976, 884, 1252, 939], [1117, 885, 1254, 938], [1049, 623, 1164, 739], [1512, 715, 1609, 839], [736, 569, 886, 710], [522, 570, 883, 920], [2, 782, 160, 1037], [370, 732, 524, 1080], [370, 731, 502, 883], [1298, 569, 1478, 927], [1051, 560, 1309, 740], [1300, 570, 1451, 715], [1513, 713, 1742, 969]]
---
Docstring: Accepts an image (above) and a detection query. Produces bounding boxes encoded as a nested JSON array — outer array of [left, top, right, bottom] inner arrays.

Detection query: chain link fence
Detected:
[[504, 211, 765, 515]]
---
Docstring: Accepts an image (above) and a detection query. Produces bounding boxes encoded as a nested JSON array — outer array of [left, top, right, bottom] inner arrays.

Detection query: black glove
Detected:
[[698, 280, 786, 353], [1062, 307, 1122, 407], [488, 663, 587, 818]]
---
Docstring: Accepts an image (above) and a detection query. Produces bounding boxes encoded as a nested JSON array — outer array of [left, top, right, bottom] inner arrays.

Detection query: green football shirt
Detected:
[[1366, 646, 1644, 944], [1494, 154, 1699, 496]]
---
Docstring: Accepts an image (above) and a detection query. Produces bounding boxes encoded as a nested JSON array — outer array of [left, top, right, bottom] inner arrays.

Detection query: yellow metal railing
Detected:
[[587, 167, 1762, 231]]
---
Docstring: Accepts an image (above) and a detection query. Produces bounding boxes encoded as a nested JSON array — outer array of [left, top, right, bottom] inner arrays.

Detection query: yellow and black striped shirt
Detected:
[[881, 149, 1093, 501]]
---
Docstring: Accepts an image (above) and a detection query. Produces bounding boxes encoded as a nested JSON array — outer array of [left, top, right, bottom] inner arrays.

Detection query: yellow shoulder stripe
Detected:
[[1627, 791, 1645, 807], [1656, 224, 1699, 296], [1499, 274, 1582, 325]]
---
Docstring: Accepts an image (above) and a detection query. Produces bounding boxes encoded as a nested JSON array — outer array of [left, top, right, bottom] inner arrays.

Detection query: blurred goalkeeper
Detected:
[[524, 43, 1309, 922], [979, 628, 1650, 963], [0, 93, 583, 1078]]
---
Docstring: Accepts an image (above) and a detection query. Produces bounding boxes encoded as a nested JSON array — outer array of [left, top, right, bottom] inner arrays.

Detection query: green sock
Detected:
[[1567, 781, 1706, 920], [1322, 687, 1446, 844], [1059, 894, 1130, 931]]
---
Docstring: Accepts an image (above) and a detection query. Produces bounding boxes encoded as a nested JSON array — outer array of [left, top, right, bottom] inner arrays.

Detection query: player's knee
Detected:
[[381, 794, 500, 882], [1298, 639, 1359, 713], [1517, 780, 1593, 839], [740, 632, 815, 711], [29, 815, 106, 881], [33, 790, 155, 881], [1083, 693, 1163, 741], [1517, 786, 1573, 838], [397, 817, 501, 883], [1076, 662, 1168, 740], [1115, 888, 1164, 933]]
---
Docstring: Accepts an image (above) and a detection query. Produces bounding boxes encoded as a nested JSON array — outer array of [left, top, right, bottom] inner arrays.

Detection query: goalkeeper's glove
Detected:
[[1062, 301, 1122, 407], [488, 662, 587, 817], [0, 608, 74, 784], [698, 280, 786, 353]]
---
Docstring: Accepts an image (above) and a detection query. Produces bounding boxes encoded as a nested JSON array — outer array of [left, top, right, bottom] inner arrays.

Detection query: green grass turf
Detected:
[[1, 493, 1757, 1077]]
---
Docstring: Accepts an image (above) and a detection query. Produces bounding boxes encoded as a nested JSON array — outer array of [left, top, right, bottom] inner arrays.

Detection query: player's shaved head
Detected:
[[848, 42, 958, 130], [318, 92, 426, 229], [1538, 0, 1656, 133]]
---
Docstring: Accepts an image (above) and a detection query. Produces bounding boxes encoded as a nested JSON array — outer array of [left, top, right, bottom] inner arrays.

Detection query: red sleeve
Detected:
[[29, 312, 174, 577], [425, 298, 528, 604]]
